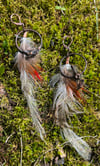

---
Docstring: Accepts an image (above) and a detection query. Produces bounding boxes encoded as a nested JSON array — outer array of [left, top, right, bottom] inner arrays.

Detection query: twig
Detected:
[[5, 132, 15, 143], [57, 0, 65, 15], [0, 159, 6, 166], [34, 134, 97, 165], [80, 135, 97, 139], [34, 141, 69, 166], [19, 128, 23, 166], [94, 0, 99, 40]]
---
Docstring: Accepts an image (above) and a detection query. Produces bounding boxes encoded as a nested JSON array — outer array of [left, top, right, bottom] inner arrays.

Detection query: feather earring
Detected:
[[11, 14, 45, 140], [50, 36, 92, 160]]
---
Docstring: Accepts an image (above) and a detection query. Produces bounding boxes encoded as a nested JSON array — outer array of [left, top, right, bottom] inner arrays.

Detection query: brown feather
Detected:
[[64, 78, 86, 103]]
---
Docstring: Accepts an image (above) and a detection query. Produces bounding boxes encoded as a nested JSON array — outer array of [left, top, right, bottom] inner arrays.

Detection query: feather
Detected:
[[51, 63, 92, 160], [50, 73, 61, 87], [15, 36, 45, 140], [62, 128, 91, 161]]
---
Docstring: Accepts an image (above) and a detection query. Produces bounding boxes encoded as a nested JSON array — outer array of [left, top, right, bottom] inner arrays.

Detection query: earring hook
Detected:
[[62, 35, 73, 52], [10, 14, 43, 58], [10, 13, 24, 27]]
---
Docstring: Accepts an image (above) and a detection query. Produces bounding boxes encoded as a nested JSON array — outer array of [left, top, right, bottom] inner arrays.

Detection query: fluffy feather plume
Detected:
[[15, 33, 45, 140], [50, 63, 92, 161]]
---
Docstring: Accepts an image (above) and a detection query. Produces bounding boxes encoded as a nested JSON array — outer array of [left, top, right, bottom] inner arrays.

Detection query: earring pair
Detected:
[[11, 14, 91, 161]]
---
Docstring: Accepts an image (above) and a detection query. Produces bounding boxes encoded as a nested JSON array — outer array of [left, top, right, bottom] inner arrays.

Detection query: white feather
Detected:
[[20, 70, 45, 140], [62, 127, 91, 161], [50, 73, 61, 87], [15, 37, 46, 140], [52, 64, 92, 160]]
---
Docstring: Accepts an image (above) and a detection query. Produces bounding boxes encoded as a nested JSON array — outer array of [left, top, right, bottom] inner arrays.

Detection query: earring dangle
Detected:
[[11, 14, 46, 140], [50, 35, 92, 161]]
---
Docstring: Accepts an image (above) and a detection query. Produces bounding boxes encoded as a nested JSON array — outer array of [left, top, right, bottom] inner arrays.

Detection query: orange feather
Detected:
[[66, 79, 86, 103]]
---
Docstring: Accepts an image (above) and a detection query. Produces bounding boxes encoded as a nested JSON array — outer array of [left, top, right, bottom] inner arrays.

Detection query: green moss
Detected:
[[0, 0, 100, 165]]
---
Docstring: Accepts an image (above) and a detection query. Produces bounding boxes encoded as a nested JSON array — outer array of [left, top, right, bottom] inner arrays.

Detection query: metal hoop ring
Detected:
[[15, 29, 43, 57], [60, 53, 87, 78]]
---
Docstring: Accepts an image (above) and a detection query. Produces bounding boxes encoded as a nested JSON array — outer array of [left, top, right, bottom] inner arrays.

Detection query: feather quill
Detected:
[[51, 63, 92, 160], [15, 35, 45, 140]]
